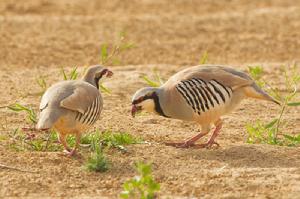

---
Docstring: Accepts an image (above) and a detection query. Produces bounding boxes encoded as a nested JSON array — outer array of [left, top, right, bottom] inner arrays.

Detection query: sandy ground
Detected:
[[0, 0, 300, 198]]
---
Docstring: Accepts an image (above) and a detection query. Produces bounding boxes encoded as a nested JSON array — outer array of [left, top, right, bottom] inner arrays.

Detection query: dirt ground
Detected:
[[1, 0, 300, 198]]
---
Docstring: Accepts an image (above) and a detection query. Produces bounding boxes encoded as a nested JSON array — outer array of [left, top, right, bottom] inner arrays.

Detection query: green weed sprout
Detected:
[[100, 130, 141, 152], [100, 31, 135, 66], [199, 51, 208, 64], [80, 130, 141, 152], [248, 66, 264, 87], [99, 32, 133, 91], [282, 134, 300, 146], [141, 69, 164, 87], [120, 162, 160, 199], [99, 83, 112, 94], [8, 128, 62, 152], [83, 130, 141, 172], [8, 103, 37, 124], [61, 66, 79, 80], [246, 65, 300, 146], [85, 143, 110, 172], [84, 131, 110, 172], [36, 76, 47, 95]]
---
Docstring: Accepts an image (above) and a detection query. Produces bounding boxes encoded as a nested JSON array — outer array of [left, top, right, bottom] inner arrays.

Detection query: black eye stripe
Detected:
[[132, 93, 154, 104], [132, 91, 169, 117], [133, 98, 143, 104], [132, 99, 140, 105]]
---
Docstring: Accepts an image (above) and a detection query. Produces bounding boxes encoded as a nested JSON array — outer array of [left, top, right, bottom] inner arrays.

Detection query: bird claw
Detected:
[[62, 149, 77, 157]]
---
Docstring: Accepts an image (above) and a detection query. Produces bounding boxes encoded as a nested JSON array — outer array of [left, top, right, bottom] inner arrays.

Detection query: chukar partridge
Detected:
[[36, 65, 113, 155], [131, 65, 279, 148]]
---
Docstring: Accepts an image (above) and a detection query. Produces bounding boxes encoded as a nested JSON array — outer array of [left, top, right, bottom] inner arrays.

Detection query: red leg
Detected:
[[65, 133, 81, 157], [58, 134, 71, 152], [195, 120, 222, 149], [165, 128, 210, 148]]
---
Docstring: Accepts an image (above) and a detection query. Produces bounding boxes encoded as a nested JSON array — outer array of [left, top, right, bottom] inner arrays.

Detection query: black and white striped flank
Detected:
[[176, 78, 233, 115], [75, 96, 102, 125]]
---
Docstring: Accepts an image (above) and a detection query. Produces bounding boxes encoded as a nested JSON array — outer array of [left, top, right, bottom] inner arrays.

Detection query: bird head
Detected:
[[83, 65, 113, 89], [131, 87, 159, 117]]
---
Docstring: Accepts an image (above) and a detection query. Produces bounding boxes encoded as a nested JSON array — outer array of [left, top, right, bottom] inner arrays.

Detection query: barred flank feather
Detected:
[[176, 78, 232, 115], [75, 96, 102, 125]]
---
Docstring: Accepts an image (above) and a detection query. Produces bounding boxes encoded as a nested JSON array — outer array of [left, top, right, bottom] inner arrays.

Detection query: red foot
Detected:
[[61, 148, 76, 157]]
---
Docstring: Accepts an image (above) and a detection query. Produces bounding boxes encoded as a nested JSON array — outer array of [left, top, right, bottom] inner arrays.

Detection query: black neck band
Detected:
[[94, 69, 108, 89], [151, 92, 169, 118], [94, 77, 100, 89]]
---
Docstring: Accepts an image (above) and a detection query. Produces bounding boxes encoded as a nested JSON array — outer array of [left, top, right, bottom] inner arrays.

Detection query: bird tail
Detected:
[[244, 83, 280, 105], [36, 109, 59, 130]]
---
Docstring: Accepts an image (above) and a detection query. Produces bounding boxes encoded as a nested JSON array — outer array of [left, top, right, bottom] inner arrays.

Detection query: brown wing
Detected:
[[167, 65, 253, 90], [60, 82, 100, 114]]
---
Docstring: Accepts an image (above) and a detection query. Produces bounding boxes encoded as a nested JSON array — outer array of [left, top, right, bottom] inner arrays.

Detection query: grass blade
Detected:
[[141, 75, 161, 87], [264, 119, 278, 129], [199, 51, 208, 64], [99, 83, 111, 94], [287, 102, 300, 106], [70, 67, 78, 80], [61, 67, 68, 80], [101, 44, 108, 64]]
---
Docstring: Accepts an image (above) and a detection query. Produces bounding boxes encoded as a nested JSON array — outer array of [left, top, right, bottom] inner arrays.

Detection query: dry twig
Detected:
[[0, 163, 38, 173]]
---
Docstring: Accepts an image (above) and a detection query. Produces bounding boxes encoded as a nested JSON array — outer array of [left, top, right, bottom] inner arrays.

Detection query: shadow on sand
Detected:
[[182, 144, 300, 168]]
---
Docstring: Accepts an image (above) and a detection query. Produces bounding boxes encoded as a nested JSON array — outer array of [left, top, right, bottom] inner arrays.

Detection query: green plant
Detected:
[[99, 83, 112, 94], [100, 31, 135, 65], [80, 130, 141, 152], [246, 119, 300, 147], [246, 119, 279, 145], [36, 76, 47, 95], [84, 144, 110, 172], [120, 162, 160, 199], [141, 69, 164, 87], [83, 130, 141, 172], [83, 130, 110, 172], [8, 128, 62, 152], [100, 130, 141, 152], [283, 134, 300, 146], [8, 103, 37, 124], [0, 134, 7, 141], [248, 65, 264, 87], [61, 66, 79, 80], [199, 51, 208, 64], [246, 65, 300, 146], [98, 31, 134, 93]]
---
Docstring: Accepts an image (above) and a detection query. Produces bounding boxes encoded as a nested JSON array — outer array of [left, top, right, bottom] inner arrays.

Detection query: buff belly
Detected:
[[54, 115, 90, 135]]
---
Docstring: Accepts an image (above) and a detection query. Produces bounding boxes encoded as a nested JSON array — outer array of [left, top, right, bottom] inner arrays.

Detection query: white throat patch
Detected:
[[140, 99, 155, 113]]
